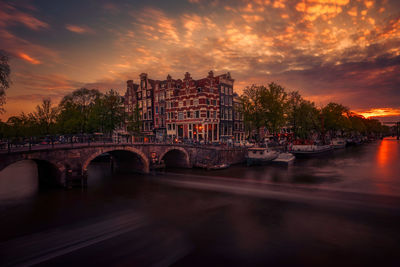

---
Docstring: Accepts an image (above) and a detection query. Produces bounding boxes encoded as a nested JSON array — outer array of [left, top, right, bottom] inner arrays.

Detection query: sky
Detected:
[[0, 0, 399, 121]]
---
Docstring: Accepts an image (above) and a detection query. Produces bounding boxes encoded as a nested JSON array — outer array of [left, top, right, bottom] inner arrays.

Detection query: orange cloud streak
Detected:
[[18, 52, 41, 64], [65, 24, 93, 34]]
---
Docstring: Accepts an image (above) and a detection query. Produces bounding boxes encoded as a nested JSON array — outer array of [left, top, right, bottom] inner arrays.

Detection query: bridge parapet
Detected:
[[0, 143, 247, 188]]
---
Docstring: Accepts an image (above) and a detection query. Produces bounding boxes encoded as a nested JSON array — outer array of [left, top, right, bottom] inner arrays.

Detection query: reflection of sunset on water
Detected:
[[374, 138, 400, 195]]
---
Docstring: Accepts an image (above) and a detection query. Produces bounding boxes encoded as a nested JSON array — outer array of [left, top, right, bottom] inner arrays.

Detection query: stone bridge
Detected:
[[0, 143, 246, 188]]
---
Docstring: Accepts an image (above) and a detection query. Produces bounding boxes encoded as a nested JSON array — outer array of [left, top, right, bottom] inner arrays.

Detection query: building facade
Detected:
[[124, 71, 244, 142]]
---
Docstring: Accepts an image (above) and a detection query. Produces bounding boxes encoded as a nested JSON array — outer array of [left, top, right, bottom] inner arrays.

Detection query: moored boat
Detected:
[[331, 138, 346, 149], [207, 163, 230, 170], [290, 144, 333, 157], [272, 152, 295, 165], [246, 147, 279, 166]]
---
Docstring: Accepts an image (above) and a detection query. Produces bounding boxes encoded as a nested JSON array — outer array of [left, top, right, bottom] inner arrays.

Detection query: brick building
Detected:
[[124, 71, 245, 142]]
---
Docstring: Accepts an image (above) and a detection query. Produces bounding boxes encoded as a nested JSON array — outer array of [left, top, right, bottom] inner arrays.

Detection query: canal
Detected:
[[0, 137, 400, 266]]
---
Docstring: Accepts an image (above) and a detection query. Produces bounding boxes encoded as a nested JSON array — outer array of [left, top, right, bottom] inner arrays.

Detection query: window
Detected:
[[147, 99, 151, 107], [168, 124, 171, 130], [224, 109, 228, 120], [212, 100, 216, 106], [195, 111, 200, 118], [155, 106, 159, 114], [148, 110, 152, 120], [138, 92, 142, 98], [213, 111, 216, 118], [156, 118, 159, 125], [207, 111, 210, 118], [173, 124, 176, 130], [206, 99, 210, 105], [194, 99, 199, 106], [190, 100, 193, 105], [178, 112, 184, 120], [221, 97, 224, 105], [187, 111, 191, 118], [147, 90, 150, 97], [144, 112, 147, 120], [160, 107, 164, 115]]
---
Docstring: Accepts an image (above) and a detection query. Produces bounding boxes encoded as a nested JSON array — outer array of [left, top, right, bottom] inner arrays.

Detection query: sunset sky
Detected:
[[1, 0, 399, 121]]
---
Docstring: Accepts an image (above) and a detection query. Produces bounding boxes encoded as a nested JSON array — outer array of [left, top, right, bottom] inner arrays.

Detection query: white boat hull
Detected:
[[272, 153, 295, 165]]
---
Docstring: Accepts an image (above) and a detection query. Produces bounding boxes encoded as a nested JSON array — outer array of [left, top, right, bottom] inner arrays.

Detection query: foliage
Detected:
[[89, 89, 124, 135], [287, 91, 321, 139], [0, 50, 11, 113], [261, 82, 287, 134], [240, 83, 287, 140], [240, 85, 266, 138], [321, 102, 350, 136], [58, 88, 101, 134], [33, 99, 59, 135]]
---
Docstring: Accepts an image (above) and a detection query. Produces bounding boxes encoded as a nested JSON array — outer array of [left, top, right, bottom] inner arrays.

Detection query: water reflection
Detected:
[[0, 160, 38, 204], [374, 138, 400, 195]]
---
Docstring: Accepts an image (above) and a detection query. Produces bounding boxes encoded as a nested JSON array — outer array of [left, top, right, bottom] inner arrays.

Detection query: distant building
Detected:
[[124, 71, 244, 142]]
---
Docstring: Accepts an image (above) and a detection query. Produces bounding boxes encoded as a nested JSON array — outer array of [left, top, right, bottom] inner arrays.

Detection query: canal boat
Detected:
[[331, 138, 346, 149], [246, 147, 279, 166], [194, 162, 230, 170], [272, 152, 295, 165], [207, 163, 230, 170], [290, 144, 333, 157]]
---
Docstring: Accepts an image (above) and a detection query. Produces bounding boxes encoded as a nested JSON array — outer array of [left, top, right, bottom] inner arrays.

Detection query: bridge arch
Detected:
[[0, 157, 64, 187], [82, 147, 150, 174], [159, 146, 190, 168]]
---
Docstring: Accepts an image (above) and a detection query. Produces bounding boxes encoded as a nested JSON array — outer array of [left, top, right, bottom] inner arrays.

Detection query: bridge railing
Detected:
[[0, 136, 246, 154]]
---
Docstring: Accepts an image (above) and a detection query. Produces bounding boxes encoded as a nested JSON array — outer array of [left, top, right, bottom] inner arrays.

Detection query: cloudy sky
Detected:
[[1, 0, 399, 121]]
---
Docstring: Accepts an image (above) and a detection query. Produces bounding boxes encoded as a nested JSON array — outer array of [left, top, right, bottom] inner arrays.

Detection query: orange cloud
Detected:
[[18, 52, 41, 64], [65, 24, 93, 34], [0, 2, 49, 30]]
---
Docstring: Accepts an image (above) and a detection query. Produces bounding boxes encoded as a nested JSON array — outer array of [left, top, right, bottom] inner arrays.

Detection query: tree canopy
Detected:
[[0, 50, 11, 114]]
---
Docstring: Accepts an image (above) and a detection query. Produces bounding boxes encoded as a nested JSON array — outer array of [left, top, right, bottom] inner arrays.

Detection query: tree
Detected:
[[90, 89, 124, 135], [287, 91, 302, 138], [348, 113, 366, 134], [321, 102, 350, 137], [0, 50, 11, 113], [261, 82, 287, 134], [240, 85, 267, 141], [58, 88, 101, 134], [297, 100, 321, 139], [33, 99, 59, 135]]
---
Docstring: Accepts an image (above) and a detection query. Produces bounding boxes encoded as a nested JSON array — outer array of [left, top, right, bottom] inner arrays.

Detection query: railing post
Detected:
[[7, 139, 10, 154]]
